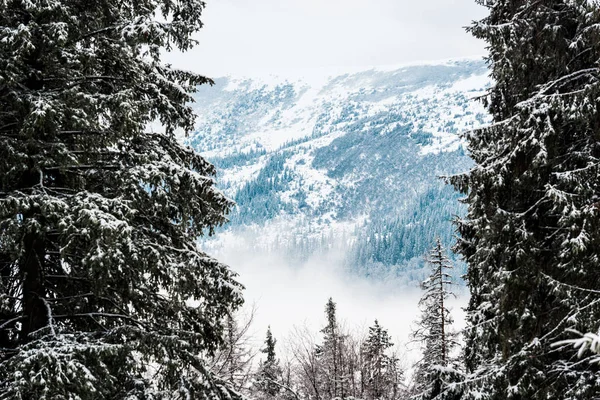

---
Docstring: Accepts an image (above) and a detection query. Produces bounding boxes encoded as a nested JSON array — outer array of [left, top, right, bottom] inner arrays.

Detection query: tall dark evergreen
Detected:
[[411, 239, 460, 400], [254, 327, 283, 399], [361, 320, 401, 400], [453, 1, 600, 398], [317, 298, 349, 399], [0, 0, 243, 398]]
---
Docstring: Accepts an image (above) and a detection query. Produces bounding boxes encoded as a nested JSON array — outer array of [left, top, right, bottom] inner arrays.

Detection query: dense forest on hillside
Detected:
[[191, 63, 489, 280]]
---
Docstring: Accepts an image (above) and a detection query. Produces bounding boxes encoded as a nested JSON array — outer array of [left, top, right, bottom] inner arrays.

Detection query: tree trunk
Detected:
[[20, 229, 48, 342], [0, 255, 14, 348]]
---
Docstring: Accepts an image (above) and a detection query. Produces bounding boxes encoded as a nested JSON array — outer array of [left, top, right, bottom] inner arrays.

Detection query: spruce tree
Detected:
[[556, 329, 600, 364], [361, 320, 401, 400], [452, 0, 600, 398], [0, 0, 243, 398], [254, 327, 283, 399], [316, 297, 348, 399], [411, 239, 460, 400]]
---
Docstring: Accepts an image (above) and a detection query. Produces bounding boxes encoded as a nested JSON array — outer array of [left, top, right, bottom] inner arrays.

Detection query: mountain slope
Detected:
[[186, 59, 490, 282]]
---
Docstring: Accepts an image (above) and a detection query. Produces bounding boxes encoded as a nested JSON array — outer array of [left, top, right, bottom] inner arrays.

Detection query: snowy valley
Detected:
[[188, 59, 490, 282]]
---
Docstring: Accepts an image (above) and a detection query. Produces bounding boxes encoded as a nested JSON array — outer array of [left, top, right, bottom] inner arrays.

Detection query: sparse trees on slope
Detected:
[[411, 239, 460, 400], [451, 0, 600, 398], [0, 0, 243, 398]]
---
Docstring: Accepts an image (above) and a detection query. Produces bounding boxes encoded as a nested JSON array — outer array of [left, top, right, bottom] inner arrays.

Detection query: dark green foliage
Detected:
[[352, 187, 465, 280], [361, 320, 402, 400], [316, 298, 350, 400], [0, 0, 243, 398], [453, 1, 600, 398], [254, 327, 284, 399], [233, 152, 296, 224]]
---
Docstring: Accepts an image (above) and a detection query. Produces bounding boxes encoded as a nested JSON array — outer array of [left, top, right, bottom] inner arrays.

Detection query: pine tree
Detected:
[[411, 239, 460, 400], [361, 320, 402, 400], [254, 327, 283, 399], [317, 297, 349, 399], [451, 1, 600, 398], [0, 0, 243, 398], [555, 328, 600, 364]]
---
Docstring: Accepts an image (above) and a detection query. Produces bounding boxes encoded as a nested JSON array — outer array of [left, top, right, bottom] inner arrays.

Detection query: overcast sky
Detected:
[[165, 0, 488, 76]]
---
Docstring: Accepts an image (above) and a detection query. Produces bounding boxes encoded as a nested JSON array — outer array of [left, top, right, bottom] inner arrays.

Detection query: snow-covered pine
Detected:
[[316, 298, 350, 400], [411, 239, 460, 400], [253, 327, 284, 400], [451, 0, 600, 398], [361, 320, 403, 400], [0, 0, 243, 399], [553, 328, 600, 364]]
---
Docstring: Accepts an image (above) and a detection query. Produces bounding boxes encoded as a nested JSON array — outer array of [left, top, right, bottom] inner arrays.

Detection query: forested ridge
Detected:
[[189, 61, 490, 280]]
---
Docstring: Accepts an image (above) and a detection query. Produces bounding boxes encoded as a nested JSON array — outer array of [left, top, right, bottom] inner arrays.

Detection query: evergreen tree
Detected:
[[411, 239, 460, 400], [317, 298, 349, 399], [0, 0, 243, 398], [361, 320, 402, 400], [452, 1, 600, 398], [254, 326, 283, 399], [555, 329, 600, 364]]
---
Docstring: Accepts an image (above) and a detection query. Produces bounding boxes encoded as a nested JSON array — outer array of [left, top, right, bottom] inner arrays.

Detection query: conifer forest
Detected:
[[1, 0, 600, 399]]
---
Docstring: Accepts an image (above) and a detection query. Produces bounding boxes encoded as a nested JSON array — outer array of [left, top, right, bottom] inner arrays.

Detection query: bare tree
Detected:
[[209, 305, 259, 395], [288, 324, 323, 400]]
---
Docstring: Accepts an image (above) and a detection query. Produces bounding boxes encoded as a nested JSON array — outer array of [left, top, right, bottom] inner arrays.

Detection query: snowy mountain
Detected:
[[186, 59, 490, 281]]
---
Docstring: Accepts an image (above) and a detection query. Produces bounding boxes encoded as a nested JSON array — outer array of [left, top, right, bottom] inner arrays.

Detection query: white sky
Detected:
[[165, 0, 488, 76]]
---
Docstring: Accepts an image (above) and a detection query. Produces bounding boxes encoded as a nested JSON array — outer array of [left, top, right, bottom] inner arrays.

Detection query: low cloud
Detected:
[[209, 235, 468, 365]]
